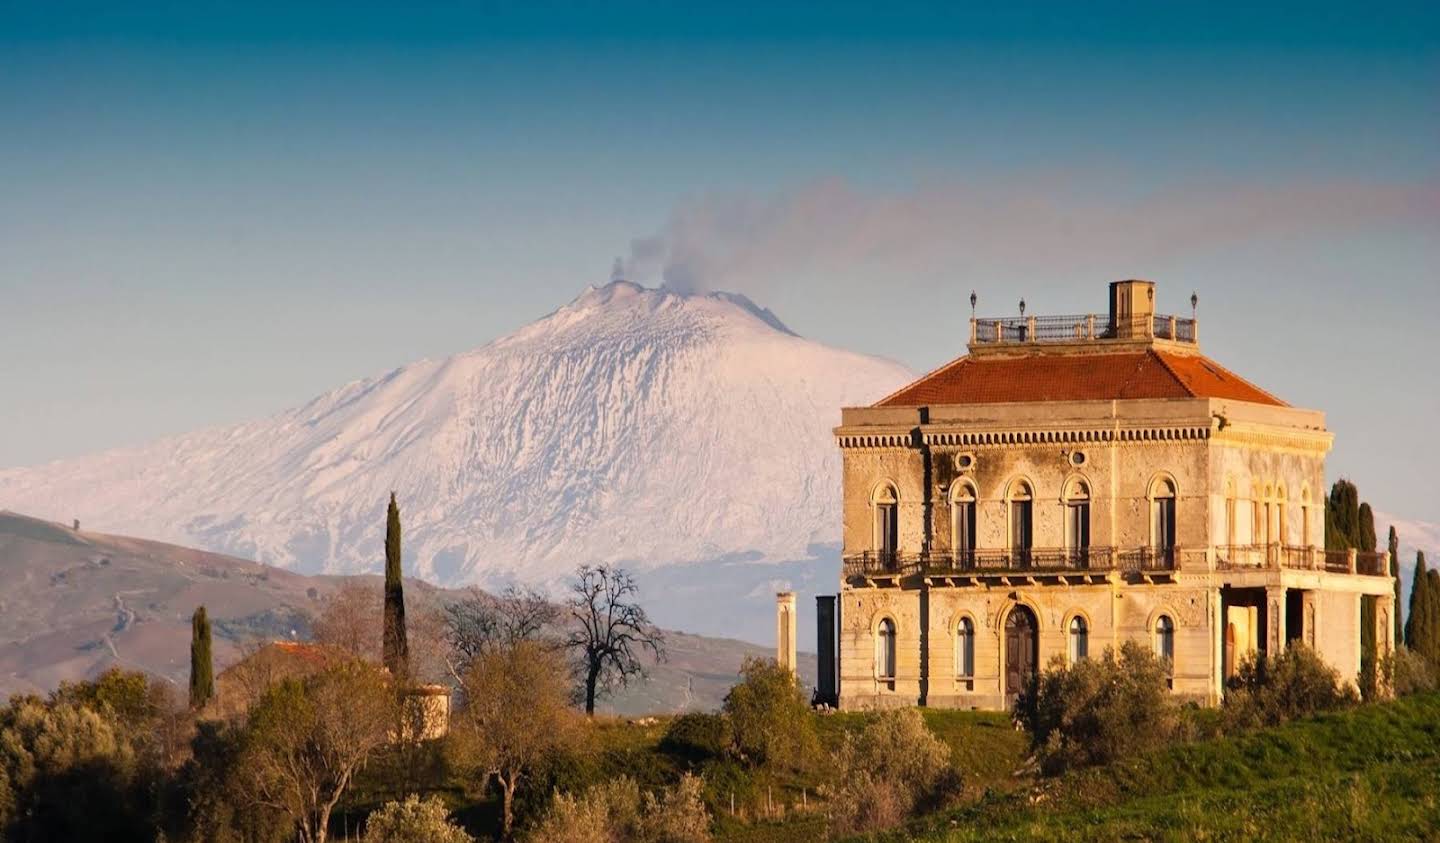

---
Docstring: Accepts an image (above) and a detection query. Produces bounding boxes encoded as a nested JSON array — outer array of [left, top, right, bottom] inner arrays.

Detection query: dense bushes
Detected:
[[1014, 641, 1183, 774], [364, 795, 474, 843], [526, 774, 711, 843], [827, 708, 959, 835], [660, 712, 730, 761], [721, 658, 818, 770], [0, 669, 185, 842], [1223, 643, 1358, 729], [1386, 646, 1437, 697]]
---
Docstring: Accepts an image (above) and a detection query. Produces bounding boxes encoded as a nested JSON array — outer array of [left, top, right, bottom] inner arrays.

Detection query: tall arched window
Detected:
[[1301, 487, 1312, 548], [876, 618, 897, 681], [1008, 480, 1034, 564], [1155, 615, 1175, 664], [872, 484, 898, 562], [1224, 479, 1237, 550], [956, 617, 975, 681], [1277, 485, 1289, 546], [1063, 478, 1090, 562], [1150, 477, 1176, 562], [951, 482, 977, 566], [1068, 615, 1089, 663]]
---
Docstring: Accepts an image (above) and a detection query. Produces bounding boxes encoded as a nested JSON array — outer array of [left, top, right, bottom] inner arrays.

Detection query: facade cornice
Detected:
[[835, 424, 1215, 450], [1211, 425, 1332, 456]]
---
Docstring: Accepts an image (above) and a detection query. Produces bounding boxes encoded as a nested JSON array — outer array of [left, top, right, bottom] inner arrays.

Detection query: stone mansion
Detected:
[[812, 280, 1396, 710]]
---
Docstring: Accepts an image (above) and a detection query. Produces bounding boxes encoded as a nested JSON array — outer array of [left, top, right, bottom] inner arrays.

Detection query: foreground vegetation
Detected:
[[875, 690, 1440, 842]]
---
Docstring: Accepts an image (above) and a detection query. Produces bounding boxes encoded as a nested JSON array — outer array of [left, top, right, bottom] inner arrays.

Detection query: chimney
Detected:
[[1109, 279, 1156, 339], [776, 592, 797, 673]]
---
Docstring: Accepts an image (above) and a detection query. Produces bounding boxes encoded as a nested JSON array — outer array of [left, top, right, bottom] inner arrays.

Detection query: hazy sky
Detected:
[[2, 2, 1437, 526]]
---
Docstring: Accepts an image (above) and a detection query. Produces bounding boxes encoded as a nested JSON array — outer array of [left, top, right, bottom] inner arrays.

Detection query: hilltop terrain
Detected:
[[0, 511, 814, 714]]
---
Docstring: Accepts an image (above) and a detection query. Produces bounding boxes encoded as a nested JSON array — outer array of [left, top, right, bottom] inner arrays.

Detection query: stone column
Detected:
[[776, 592, 797, 673], [1266, 586, 1286, 656]]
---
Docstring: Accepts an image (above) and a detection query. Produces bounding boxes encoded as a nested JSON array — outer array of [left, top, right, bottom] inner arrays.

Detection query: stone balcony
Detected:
[[843, 545, 1391, 583]]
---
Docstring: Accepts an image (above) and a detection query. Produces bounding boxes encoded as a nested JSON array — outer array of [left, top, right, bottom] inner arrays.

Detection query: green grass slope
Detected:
[[876, 692, 1440, 842]]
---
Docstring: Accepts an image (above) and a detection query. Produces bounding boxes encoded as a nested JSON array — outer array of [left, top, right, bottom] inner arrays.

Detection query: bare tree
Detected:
[[442, 585, 559, 678], [240, 660, 398, 843], [451, 641, 579, 839], [563, 564, 665, 715], [312, 580, 383, 662]]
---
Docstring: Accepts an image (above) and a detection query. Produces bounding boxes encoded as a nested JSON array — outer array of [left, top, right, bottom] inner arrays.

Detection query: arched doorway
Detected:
[[1004, 605, 1039, 701]]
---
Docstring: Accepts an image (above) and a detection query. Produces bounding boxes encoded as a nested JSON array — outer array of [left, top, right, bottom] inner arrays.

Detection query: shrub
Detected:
[[660, 713, 729, 761], [828, 708, 958, 835], [721, 658, 818, 770], [1384, 646, 1437, 697], [364, 795, 473, 843], [1224, 643, 1358, 730], [1014, 640, 1182, 774], [527, 774, 710, 843]]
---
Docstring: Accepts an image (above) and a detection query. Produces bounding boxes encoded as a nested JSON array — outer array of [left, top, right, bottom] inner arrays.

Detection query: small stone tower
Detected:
[[776, 592, 797, 673]]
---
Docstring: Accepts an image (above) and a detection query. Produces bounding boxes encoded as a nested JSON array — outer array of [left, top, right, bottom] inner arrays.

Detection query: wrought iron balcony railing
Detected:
[[846, 545, 1393, 579], [842, 546, 1178, 578]]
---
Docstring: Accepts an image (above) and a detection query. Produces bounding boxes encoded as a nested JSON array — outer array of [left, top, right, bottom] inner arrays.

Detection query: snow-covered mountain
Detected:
[[0, 281, 912, 591]]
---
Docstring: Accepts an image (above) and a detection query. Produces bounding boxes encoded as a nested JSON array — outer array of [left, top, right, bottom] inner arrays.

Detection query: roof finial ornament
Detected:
[[1018, 298, 1026, 317], [970, 290, 977, 316], [1191, 291, 1198, 319]]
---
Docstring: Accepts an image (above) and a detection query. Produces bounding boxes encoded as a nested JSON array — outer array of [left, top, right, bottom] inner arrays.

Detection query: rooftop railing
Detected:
[[969, 313, 1198, 346]]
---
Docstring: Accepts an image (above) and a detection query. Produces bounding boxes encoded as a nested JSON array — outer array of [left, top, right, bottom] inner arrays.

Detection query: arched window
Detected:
[[1224, 479, 1237, 550], [951, 482, 977, 565], [1277, 485, 1289, 546], [1301, 487, 1312, 548], [1068, 615, 1089, 663], [872, 484, 898, 562], [876, 618, 897, 681], [956, 617, 975, 680], [1155, 615, 1175, 665], [1008, 480, 1034, 563], [1150, 477, 1176, 561], [1063, 478, 1090, 561]]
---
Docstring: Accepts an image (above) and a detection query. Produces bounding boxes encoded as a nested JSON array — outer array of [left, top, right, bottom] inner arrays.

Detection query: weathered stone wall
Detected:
[[840, 581, 1217, 710]]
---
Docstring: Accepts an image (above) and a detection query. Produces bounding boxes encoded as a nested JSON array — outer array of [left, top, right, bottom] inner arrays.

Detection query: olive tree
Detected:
[[451, 641, 579, 839], [240, 661, 398, 843]]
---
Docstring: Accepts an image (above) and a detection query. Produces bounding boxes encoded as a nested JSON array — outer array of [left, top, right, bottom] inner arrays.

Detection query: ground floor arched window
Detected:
[[956, 617, 974, 679], [876, 618, 897, 681]]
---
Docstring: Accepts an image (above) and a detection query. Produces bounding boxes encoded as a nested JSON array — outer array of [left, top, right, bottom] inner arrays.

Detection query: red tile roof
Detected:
[[875, 349, 1286, 408]]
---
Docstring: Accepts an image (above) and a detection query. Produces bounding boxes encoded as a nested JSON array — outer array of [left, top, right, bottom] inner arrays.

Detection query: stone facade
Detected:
[[831, 281, 1396, 710]]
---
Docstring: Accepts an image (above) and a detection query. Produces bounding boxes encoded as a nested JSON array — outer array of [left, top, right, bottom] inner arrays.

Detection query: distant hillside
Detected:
[[0, 511, 814, 714]]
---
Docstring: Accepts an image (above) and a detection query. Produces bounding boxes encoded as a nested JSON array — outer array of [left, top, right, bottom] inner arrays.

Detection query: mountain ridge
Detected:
[[0, 282, 912, 595]]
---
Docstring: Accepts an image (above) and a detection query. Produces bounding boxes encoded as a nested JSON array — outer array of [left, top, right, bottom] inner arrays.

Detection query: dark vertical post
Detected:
[[816, 594, 837, 707]]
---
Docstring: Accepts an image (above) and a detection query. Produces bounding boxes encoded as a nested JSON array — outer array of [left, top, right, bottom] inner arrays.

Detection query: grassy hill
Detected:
[[865, 691, 1440, 842], [0, 510, 814, 714]]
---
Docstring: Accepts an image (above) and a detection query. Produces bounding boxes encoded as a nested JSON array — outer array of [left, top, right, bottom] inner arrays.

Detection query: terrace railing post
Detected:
[[1347, 548, 1357, 575]]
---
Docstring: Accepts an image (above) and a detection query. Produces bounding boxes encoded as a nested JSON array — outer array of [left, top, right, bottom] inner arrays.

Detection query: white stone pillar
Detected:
[[776, 592, 797, 673]]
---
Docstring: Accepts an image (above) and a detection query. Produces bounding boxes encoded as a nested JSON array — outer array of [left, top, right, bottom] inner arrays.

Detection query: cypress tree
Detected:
[[1324, 480, 1362, 551], [1388, 526, 1402, 643], [1406, 551, 1428, 653], [1427, 565, 1440, 669], [382, 492, 409, 677], [189, 605, 214, 710], [1357, 503, 1376, 553]]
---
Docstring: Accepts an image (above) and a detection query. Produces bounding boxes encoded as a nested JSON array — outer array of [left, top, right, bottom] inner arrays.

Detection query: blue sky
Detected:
[[2, 2, 1437, 529]]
